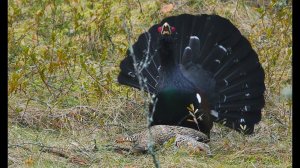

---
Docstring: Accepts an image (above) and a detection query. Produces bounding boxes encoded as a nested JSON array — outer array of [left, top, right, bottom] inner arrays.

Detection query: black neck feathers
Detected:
[[158, 36, 176, 69]]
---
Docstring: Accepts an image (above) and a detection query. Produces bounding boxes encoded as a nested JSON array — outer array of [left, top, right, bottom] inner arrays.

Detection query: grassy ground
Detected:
[[8, 0, 292, 167]]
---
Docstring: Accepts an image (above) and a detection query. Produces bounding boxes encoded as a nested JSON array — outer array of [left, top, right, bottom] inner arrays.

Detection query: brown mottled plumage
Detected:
[[116, 125, 211, 155]]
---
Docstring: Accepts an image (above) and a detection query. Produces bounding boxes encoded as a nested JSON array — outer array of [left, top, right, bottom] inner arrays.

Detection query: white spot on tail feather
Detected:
[[224, 79, 229, 86], [185, 46, 191, 50], [128, 72, 135, 78], [218, 45, 227, 52], [223, 95, 227, 102], [244, 105, 250, 111], [210, 110, 219, 118], [196, 93, 201, 104], [215, 59, 221, 64], [190, 36, 199, 40]]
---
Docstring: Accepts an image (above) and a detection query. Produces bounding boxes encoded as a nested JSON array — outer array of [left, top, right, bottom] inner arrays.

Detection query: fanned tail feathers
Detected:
[[118, 14, 265, 133]]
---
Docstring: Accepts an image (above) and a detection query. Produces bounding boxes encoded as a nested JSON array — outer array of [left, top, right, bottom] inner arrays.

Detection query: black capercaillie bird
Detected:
[[117, 14, 265, 137]]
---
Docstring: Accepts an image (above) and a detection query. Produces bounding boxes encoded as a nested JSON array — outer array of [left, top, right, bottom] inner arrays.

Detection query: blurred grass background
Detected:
[[8, 0, 292, 167]]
